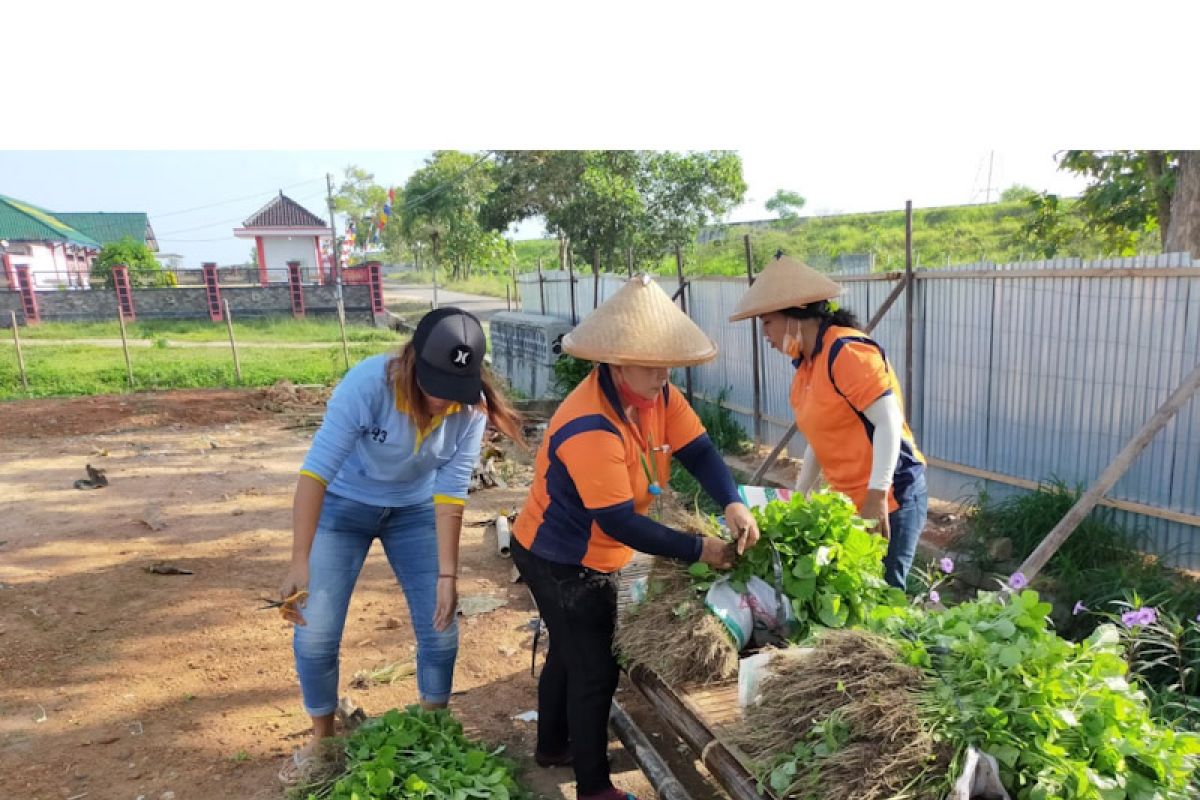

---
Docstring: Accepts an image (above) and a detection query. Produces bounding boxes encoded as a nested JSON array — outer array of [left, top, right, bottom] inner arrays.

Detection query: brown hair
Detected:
[[386, 343, 526, 447]]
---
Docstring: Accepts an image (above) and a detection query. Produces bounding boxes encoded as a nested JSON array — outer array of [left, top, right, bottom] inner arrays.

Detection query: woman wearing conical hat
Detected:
[[513, 274, 760, 800], [730, 255, 928, 590]]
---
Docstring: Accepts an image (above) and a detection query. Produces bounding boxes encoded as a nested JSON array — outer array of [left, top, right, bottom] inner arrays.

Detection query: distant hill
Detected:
[[511, 198, 1156, 275]]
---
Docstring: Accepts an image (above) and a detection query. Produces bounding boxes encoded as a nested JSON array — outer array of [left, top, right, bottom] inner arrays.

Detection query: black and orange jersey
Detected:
[[789, 323, 925, 513], [515, 364, 737, 573]]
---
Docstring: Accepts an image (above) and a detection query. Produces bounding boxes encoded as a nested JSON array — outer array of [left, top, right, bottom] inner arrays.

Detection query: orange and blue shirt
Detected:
[[789, 323, 925, 513], [515, 364, 739, 573]]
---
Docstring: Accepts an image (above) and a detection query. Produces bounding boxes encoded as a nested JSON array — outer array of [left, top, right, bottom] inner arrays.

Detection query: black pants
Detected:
[[512, 538, 620, 795]]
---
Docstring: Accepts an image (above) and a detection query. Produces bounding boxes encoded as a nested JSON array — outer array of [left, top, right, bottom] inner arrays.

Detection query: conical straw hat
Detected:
[[728, 255, 843, 321], [562, 275, 718, 367]]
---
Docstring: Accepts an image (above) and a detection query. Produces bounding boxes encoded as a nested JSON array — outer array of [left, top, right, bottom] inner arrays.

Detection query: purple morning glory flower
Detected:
[[1121, 607, 1158, 628], [1072, 601, 1087, 616], [1121, 610, 1142, 628], [1008, 572, 1028, 590], [939, 557, 954, 574], [929, 590, 941, 604], [1141, 607, 1158, 626]]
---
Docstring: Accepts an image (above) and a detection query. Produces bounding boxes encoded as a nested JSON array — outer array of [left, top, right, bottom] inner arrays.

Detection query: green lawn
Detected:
[[18, 316, 402, 344], [1, 341, 399, 400]]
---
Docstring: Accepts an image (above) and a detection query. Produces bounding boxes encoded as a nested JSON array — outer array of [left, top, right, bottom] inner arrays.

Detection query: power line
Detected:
[[156, 189, 328, 235], [151, 178, 325, 218]]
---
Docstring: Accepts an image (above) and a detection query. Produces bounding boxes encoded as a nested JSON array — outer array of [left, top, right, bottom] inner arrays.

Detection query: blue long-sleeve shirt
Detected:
[[299, 354, 487, 507]]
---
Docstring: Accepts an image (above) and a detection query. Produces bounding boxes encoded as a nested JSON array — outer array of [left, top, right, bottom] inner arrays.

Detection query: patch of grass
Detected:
[[19, 316, 401, 344], [0, 342, 395, 399], [692, 388, 750, 456]]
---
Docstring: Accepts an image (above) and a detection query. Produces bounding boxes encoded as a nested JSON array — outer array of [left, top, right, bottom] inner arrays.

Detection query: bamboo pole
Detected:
[[9, 311, 28, 393], [336, 297, 351, 371], [628, 665, 761, 800], [904, 199, 914, 421], [609, 700, 693, 800], [536, 257, 546, 314], [116, 307, 134, 389], [675, 245, 693, 405], [744, 235, 761, 444], [1017, 360, 1200, 581], [223, 298, 242, 384], [749, 273, 912, 484]]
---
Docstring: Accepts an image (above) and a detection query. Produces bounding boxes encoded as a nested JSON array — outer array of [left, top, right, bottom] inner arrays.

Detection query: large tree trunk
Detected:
[[1164, 151, 1200, 258], [1145, 151, 1172, 250]]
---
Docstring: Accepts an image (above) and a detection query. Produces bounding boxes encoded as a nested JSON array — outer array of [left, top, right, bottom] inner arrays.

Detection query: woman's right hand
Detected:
[[278, 561, 310, 626], [699, 537, 737, 570]]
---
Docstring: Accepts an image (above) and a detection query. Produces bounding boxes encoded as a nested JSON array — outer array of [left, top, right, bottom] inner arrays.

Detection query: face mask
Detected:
[[781, 319, 804, 360], [618, 377, 658, 411]]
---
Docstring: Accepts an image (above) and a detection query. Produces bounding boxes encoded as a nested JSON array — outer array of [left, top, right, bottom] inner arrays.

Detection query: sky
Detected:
[[0, 148, 1089, 267]]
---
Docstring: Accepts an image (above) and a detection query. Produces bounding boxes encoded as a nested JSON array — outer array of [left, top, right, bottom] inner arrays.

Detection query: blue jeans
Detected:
[[293, 492, 458, 716], [883, 471, 929, 590]]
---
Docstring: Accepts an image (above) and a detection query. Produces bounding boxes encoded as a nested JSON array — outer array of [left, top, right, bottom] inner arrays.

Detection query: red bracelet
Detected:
[[438, 574, 457, 580]]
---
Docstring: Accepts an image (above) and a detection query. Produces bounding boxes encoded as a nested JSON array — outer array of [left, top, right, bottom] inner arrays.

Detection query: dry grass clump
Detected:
[[729, 629, 950, 800], [616, 558, 739, 686]]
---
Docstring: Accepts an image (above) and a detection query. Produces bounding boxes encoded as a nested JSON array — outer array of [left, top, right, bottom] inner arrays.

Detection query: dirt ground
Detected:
[[0, 389, 964, 800], [0, 389, 695, 800]]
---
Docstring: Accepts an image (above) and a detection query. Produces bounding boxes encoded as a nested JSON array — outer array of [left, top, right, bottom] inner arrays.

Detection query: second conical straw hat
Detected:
[[562, 275, 718, 367], [728, 255, 843, 321]]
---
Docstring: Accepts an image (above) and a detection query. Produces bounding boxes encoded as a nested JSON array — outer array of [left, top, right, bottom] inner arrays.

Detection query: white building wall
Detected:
[[262, 236, 320, 280]]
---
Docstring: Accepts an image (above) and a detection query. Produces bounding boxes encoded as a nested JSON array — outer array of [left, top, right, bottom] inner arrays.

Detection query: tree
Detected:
[[765, 189, 806, 219], [334, 165, 390, 251], [1164, 151, 1200, 257], [1000, 184, 1038, 203], [1010, 194, 1086, 258], [1057, 151, 1178, 253], [640, 151, 747, 259], [401, 151, 506, 280], [91, 236, 164, 288]]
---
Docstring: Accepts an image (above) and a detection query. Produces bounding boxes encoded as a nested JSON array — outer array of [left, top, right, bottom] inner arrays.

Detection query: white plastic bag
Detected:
[[705, 576, 794, 651], [946, 746, 1011, 800]]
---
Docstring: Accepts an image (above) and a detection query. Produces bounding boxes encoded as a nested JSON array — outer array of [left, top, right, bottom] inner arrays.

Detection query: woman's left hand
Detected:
[[861, 489, 891, 539], [723, 502, 760, 555], [433, 576, 458, 632]]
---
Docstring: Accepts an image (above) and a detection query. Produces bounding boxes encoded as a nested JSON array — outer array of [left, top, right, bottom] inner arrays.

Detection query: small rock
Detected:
[[499, 645, 518, 657], [161, 791, 176, 800]]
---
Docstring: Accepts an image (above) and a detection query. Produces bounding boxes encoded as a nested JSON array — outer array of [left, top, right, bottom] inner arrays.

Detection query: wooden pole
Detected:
[[9, 311, 28, 393], [222, 298, 242, 384], [626, 246, 634, 277], [505, 284, 511, 312], [336, 297, 351, 371], [536, 257, 546, 315], [744, 235, 762, 444], [116, 306, 134, 390], [567, 248, 578, 325], [675, 245, 693, 405], [749, 275, 910, 485], [628, 665, 761, 800], [510, 262, 519, 311], [904, 199, 914, 421], [1017, 359, 1200, 581], [609, 700, 694, 800], [592, 249, 601, 309]]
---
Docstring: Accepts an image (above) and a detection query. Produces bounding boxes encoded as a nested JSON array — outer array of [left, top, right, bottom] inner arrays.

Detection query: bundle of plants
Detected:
[[871, 586, 1200, 800], [615, 556, 740, 686], [728, 629, 950, 800], [289, 706, 529, 800], [690, 490, 907, 643]]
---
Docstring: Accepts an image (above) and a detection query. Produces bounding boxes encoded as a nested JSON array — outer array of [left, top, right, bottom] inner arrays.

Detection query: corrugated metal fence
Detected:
[[516, 254, 1200, 568]]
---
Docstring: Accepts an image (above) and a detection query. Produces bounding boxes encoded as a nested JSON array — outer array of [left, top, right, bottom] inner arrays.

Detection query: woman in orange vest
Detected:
[[514, 275, 759, 800], [730, 255, 927, 589]]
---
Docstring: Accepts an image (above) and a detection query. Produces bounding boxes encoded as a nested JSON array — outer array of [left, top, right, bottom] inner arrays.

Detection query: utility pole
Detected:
[[326, 173, 342, 300], [985, 151, 995, 203]]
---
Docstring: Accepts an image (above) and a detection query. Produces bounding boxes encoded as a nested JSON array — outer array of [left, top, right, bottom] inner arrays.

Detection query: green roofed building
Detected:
[[0, 195, 156, 290]]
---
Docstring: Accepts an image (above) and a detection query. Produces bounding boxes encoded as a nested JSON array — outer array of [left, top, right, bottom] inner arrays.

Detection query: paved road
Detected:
[[382, 281, 511, 322], [16, 338, 362, 349]]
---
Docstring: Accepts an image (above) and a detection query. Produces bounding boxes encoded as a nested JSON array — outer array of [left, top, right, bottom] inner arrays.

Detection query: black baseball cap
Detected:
[[412, 307, 486, 404]]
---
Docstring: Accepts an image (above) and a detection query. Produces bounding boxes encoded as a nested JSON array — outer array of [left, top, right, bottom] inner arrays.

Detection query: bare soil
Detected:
[[0, 390, 690, 800]]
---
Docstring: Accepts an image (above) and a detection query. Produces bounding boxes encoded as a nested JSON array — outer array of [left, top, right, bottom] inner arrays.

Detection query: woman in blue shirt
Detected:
[[277, 308, 522, 784]]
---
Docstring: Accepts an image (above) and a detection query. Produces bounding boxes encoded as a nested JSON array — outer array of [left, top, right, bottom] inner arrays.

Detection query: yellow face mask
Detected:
[[781, 319, 804, 360]]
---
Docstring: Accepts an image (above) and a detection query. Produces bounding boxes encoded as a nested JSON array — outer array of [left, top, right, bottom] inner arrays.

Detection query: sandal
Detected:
[[278, 748, 317, 786]]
